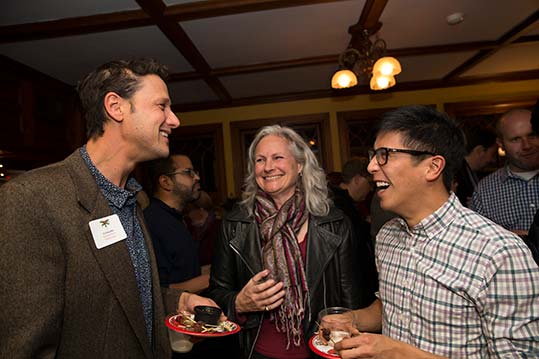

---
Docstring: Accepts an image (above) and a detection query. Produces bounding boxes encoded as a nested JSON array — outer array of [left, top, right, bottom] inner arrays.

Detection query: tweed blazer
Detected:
[[0, 150, 178, 358]]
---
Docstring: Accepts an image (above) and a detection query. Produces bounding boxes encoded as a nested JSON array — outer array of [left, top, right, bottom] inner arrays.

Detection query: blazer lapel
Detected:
[[65, 151, 152, 358]]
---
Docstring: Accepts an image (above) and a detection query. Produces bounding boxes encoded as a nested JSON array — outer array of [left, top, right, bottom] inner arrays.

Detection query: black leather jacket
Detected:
[[207, 205, 371, 359]]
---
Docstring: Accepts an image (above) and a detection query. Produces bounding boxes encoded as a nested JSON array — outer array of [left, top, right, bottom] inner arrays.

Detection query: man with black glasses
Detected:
[[335, 106, 539, 358], [144, 154, 209, 293]]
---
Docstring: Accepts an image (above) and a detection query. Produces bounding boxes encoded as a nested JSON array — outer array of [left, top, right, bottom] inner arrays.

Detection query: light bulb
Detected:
[[331, 69, 358, 89], [373, 57, 402, 76], [376, 76, 390, 89], [380, 62, 394, 76]]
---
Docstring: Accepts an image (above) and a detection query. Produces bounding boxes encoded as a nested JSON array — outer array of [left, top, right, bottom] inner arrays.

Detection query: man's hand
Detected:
[[335, 332, 448, 359], [178, 292, 227, 321]]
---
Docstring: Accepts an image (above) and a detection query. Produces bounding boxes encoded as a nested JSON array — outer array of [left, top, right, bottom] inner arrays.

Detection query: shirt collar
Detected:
[[80, 145, 141, 209], [395, 193, 460, 243], [150, 198, 184, 220]]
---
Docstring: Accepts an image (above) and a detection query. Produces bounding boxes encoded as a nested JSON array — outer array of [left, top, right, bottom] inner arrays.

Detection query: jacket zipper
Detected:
[[229, 241, 263, 359]]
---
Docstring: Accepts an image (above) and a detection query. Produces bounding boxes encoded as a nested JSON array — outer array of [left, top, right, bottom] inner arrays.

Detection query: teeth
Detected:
[[265, 175, 281, 180], [160, 131, 169, 138], [376, 181, 390, 189]]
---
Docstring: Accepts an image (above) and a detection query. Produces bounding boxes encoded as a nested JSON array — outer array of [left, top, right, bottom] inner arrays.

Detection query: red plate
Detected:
[[308, 335, 340, 358], [165, 314, 241, 338]]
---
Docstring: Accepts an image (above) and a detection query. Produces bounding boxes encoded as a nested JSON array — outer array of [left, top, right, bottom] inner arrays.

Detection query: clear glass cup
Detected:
[[317, 307, 354, 344], [168, 328, 193, 353]]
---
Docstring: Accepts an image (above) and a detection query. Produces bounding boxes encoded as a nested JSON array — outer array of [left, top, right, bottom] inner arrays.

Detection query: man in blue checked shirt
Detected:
[[471, 108, 539, 237], [335, 106, 539, 359]]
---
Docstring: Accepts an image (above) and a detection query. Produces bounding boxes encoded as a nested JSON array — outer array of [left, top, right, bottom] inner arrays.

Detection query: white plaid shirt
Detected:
[[376, 193, 539, 358], [471, 167, 539, 231]]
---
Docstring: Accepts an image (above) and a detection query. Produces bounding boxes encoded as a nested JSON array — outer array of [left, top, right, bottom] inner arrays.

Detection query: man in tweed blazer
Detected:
[[0, 59, 220, 358]]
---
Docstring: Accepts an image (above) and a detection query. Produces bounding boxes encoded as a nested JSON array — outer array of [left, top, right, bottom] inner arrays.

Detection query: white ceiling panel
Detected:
[[168, 79, 219, 105], [181, 0, 365, 68], [220, 64, 337, 98], [0, 26, 193, 85], [1, 0, 140, 26], [462, 42, 539, 77], [379, 0, 539, 49], [396, 51, 478, 82]]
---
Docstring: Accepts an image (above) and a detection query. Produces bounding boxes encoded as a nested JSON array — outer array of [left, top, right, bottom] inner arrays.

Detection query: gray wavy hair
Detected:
[[241, 125, 331, 217]]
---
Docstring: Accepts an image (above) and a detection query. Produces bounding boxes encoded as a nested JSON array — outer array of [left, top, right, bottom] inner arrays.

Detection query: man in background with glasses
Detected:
[[335, 106, 539, 358], [144, 154, 210, 294]]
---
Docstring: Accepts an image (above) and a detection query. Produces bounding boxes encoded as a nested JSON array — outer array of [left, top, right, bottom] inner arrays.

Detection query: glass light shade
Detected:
[[370, 73, 396, 90], [331, 69, 358, 89], [373, 57, 401, 76]]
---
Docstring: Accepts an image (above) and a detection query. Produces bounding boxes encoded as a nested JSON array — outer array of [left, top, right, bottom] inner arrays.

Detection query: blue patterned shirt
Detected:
[[80, 146, 153, 343], [471, 167, 539, 231], [376, 193, 539, 358]]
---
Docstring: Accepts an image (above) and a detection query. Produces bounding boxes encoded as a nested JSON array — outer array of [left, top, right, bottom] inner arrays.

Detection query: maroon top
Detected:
[[254, 237, 310, 358]]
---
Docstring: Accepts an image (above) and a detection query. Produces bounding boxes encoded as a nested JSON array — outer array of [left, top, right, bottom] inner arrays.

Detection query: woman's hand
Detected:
[[235, 269, 286, 313]]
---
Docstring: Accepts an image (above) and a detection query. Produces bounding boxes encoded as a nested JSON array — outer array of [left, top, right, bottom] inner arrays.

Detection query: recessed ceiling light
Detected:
[[446, 12, 465, 25]]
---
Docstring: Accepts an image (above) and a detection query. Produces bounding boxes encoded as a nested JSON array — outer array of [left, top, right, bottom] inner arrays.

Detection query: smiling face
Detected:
[[497, 110, 539, 172], [367, 131, 432, 220], [254, 134, 303, 208], [122, 74, 180, 162]]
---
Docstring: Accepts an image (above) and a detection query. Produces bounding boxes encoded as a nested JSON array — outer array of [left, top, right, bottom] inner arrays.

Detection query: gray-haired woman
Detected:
[[207, 125, 373, 359]]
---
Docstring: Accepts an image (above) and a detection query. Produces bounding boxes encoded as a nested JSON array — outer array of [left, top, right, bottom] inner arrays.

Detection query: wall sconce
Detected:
[[331, 27, 401, 91]]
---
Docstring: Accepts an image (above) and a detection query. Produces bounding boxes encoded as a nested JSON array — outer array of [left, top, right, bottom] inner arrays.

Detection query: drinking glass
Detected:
[[317, 307, 354, 344]]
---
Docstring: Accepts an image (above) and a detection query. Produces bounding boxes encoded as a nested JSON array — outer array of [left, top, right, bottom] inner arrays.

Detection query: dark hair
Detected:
[[147, 155, 176, 195], [341, 157, 370, 183], [76, 58, 169, 139], [374, 105, 466, 191], [462, 126, 497, 154]]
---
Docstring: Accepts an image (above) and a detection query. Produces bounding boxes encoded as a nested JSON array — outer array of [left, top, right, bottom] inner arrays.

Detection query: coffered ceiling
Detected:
[[1, 0, 538, 112]]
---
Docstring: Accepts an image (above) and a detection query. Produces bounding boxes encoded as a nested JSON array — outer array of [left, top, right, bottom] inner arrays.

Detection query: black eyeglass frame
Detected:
[[165, 168, 199, 179], [368, 147, 436, 166]]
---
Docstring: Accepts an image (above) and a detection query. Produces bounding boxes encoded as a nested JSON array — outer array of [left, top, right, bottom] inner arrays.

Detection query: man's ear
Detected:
[[158, 174, 173, 192], [103, 92, 124, 123], [425, 155, 446, 182], [471, 145, 484, 157]]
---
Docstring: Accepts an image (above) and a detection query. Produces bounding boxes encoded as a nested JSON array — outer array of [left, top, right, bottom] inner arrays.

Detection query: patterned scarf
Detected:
[[254, 187, 309, 348]]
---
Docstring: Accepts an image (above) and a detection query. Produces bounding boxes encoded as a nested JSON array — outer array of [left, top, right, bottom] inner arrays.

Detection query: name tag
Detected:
[[89, 214, 127, 249]]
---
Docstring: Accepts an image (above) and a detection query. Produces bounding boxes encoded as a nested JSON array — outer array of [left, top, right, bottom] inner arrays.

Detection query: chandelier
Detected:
[[331, 26, 401, 91]]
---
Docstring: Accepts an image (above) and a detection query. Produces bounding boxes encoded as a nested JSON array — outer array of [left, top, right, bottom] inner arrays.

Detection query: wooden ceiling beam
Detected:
[[444, 10, 539, 81], [165, 0, 351, 21], [136, 0, 231, 102], [0, 0, 350, 44], [358, 0, 388, 30], [173, 69, 539, 113], [167, 35, 539, 82], [0, 10, 151, 44]]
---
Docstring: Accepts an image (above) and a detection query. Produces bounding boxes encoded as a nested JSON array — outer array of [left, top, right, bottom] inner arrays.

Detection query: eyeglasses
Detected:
[[165, 168, 199, 179], [368, 147, 436, 166]]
